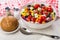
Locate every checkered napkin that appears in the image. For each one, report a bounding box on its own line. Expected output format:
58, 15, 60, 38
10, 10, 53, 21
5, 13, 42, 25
0, 0, 58, 17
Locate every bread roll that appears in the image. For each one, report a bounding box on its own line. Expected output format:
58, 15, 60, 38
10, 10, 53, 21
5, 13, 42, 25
1, 16, 19, 32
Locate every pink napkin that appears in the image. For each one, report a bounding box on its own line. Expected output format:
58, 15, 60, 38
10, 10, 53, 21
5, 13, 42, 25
0, 0, 58, 17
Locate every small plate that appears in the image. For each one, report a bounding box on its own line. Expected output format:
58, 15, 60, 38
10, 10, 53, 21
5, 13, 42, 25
0, 16, 20, 34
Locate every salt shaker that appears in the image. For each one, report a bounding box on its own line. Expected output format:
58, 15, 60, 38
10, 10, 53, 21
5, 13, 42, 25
13, 7, 20, 20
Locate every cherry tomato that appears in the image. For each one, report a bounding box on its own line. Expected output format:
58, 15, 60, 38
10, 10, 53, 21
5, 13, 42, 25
41, 16, 46, 21
26, 18, 30, 22
43, 11, 48, 16
47, 6, 53, 12
42, 6, 45, 9
41, 8, 45, 11
26, 15, 32, 21
38, 19, 43, 24
40, 8, 45, 14
31, 17, 36, 22
28, 15, 32, 19
34, 4, 40, 9
38, 16, 46, 23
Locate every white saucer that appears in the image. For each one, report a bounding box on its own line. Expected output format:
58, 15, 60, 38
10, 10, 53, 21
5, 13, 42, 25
0, 17, 20, 34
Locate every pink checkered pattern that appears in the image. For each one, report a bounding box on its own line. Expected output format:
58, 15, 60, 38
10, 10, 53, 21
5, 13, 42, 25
0, 0, 58, 17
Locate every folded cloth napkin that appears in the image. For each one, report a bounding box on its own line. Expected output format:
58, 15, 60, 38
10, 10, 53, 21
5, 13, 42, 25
39, 36, 56, 40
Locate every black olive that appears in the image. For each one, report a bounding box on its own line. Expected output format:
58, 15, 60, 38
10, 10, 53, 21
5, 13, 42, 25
45, 19, 50, 23
41, 4, 45, 6
45, 20, 49, 23
32, 8, 35, 10
54, 12, 56, 15
27, 5, 31, 7
25, 16, 28, 18
41, 4, 45, 8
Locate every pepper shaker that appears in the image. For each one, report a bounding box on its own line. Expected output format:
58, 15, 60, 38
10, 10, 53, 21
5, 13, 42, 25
13, 7, 20, 20
5, 7, 12, 16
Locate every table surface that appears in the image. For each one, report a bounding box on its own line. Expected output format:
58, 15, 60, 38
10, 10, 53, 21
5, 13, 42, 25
0, 18, 60, 40
0, 0, 60, 40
